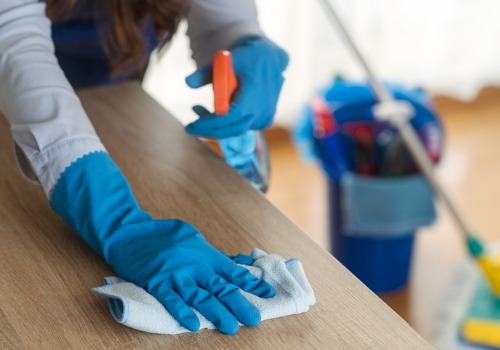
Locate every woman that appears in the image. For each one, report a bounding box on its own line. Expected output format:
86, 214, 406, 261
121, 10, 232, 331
0, 0, 289, 335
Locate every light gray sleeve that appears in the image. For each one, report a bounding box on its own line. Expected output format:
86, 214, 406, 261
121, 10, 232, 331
0, 1, 106, 198
186, 0, 263, 66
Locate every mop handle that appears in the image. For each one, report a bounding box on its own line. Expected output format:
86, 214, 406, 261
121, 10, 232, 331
317, 0, 472, 240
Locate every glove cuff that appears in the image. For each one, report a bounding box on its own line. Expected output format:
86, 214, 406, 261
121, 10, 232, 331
49, 151, 151, 260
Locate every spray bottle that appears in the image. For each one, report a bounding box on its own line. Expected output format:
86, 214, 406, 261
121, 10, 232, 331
213, 51, 270, 193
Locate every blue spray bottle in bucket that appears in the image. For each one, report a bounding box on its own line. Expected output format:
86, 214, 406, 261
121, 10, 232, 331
213, 51, 270, 193
309, 95, 352, 181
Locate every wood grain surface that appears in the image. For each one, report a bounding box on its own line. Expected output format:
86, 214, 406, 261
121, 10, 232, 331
0, 82, 433, 349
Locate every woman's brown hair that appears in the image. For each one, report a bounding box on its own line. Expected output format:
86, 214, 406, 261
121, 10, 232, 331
46, 0, 189, 76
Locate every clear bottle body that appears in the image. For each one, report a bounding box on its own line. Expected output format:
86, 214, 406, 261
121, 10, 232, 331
220, 131, 270, 192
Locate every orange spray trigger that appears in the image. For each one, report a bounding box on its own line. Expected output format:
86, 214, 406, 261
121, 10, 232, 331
213, 51, 238, 115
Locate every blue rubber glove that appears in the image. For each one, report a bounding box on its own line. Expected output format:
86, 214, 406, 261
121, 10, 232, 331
185, 36, 289, 139
49, 152, 275, 334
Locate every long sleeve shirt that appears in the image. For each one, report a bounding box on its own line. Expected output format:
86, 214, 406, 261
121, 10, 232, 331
0, 0, 262, 198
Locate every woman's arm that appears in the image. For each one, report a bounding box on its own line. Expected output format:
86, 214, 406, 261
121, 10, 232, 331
0, 2, 274, 334
0, 0, 105, 197
187, 0, 263, 66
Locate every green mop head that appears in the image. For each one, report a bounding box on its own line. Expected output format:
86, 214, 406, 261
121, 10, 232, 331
460, 277, 500, 349
432, 245, 500, 350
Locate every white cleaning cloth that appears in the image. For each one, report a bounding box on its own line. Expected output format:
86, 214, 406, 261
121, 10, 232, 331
92, 249, 316, 334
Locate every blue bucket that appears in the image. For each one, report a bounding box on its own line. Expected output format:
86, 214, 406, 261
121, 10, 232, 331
294, 78, 441, 293
329, 179, 415, 293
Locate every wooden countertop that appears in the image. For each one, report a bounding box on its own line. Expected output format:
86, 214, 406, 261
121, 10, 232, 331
0, 82, 433, 349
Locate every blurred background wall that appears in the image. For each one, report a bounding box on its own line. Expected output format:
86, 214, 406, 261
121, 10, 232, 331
144, 0, 500, 127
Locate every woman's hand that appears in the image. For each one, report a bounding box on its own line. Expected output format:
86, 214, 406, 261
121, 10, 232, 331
50, 152, 274, 334
185, 36, 289, 139
109, 219, 274, 334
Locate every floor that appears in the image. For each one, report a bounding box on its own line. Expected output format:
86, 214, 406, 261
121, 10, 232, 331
264, 87, 500, 343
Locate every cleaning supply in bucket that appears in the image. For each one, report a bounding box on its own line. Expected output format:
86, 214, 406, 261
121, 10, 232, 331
309, 95, 352, 177
213, 51, 270, 193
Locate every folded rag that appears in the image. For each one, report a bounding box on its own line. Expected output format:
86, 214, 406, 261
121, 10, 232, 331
92, 249, 316, 334
341, 172, 436, 237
